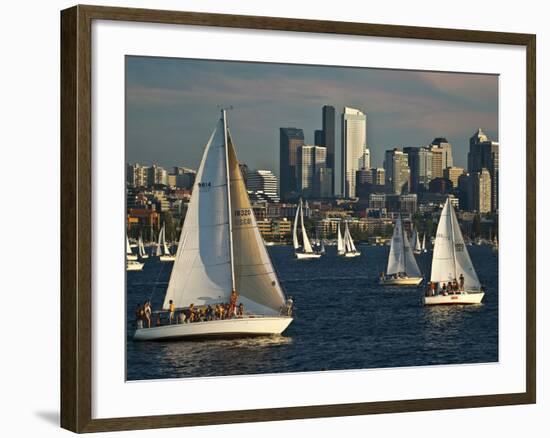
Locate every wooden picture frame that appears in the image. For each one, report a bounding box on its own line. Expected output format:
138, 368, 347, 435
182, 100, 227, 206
60, 4, 536, 433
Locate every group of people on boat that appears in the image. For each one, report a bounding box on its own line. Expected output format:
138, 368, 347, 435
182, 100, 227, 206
379, 272, 409, 281
425, 274, 465, 297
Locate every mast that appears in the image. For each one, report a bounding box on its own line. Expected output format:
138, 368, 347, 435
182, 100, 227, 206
401, 216, 407, 274
447, 199, 458, 280
222, 109, 236, 291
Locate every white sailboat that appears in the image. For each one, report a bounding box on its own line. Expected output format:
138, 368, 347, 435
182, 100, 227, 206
138, 235, 149, 259
379, 216, 423, 286
424, 198, 484, 305
293, 198, 321, 259
126, 234, 138, 261
126, 260, 144, 271
342, 221, 361, 257
336, 221, 345, 256
134, 110, 293, 341
421, 234, 428, 253
157, 223, 176, 262
412, 228, 422, 255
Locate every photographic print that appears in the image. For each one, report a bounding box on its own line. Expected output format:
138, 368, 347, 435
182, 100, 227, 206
125, 56, 499, 381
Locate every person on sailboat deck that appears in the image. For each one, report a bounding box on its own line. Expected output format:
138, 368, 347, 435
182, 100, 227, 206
144, 300, 152, 328
380, 272, 385, 281
459, 274, 465, 290
284, 296, 294, 316
229, 290, 239, 318
168, 299, 175, 324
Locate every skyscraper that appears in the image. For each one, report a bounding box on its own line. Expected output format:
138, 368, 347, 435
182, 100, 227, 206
443, 166, 465, 188
279, 127, 305, 201
430, 137, 454, 168
322, 105, 336, 196
247, 169, 280, 203
404, 146, 432, 193
314, 129, 324, 146
341, 107, 367, 198
468, 128, 499, 212
297, 145, 328, 198
430, 147, 444, 179
468, 168, 492, 213
384, 148, 410, 194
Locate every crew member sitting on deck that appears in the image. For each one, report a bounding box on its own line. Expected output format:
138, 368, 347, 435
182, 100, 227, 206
169, 299, 175, 324
237, 303, 244, 317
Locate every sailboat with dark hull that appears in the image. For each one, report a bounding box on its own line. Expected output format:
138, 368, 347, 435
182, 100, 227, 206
134, 110, 292, 341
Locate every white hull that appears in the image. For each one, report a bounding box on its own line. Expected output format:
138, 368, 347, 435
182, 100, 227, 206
343, 251, 361, 258
160, 254, 176, 262
126, 261, 144, 271
134, 316, 293, 341
140, 254, 149, 259
127, 254, 138, 261
380, 276, 423, 286
295, 251, 322, 259
424, 292, 485, 306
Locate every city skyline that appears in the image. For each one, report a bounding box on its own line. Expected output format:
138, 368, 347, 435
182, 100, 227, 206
127, 56, 498, 193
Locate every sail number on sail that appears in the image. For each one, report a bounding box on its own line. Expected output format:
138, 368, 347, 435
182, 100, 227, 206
235, 208, 252, 225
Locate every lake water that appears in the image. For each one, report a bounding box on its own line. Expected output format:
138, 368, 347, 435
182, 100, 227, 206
126, 244, 498, 380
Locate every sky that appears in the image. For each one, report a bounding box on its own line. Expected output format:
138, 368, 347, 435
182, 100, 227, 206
126, 56, 498, 192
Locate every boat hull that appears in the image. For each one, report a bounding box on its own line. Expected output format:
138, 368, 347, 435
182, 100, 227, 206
127, 254, 138, 261
380, 277, 423, 286
134, 316, 293, 341
295, 252, 321, 259
126, 261, 144, 271
423, 292, 485, 306
159, 255, 176, 262
343, 251, 361, 258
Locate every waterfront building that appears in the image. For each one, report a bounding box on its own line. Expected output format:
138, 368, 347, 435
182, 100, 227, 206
341, 107, 367, 198
280, 127, 305, 200
399, 194, 418, 214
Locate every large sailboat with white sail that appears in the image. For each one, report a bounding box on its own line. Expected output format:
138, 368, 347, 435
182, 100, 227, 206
424, 198, 484, 305
379, 216, 423, 286
134, 110, 293, 341
292, 198, 321, 259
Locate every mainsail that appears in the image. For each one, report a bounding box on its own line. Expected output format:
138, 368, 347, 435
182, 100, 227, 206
138, 236, 146, 257
155, 225, 163, 256
162, 113, 287, 315
293, 199, 314, 254
344, 222, 357, 253
430, 199, 481, 290
292, 203, 300, 250
337, 222, 345, 254
386, 217, 421, 277
299, 199, 314, 253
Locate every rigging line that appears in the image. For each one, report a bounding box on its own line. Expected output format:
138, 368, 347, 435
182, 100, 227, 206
148, 258, 166, 302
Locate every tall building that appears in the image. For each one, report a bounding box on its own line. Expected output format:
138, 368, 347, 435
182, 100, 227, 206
297, 145, 328, 198
431, 137, 454, 168
279, 127, 305, 201
468, 168, 492, 213
341, 107, 367, 198
443, 166, 465, 188
362, 148, 371, 169
247, 169, 280, 203
384, 148, 410, 194
429, 146, 444, 179
314, 129, 324, 146
322, 105, 336, 196
372, 167, 385, 186
468, 128, 499, 212
148, 164, 168, 186
404, 147, 432, 193
127, 163, 149, 188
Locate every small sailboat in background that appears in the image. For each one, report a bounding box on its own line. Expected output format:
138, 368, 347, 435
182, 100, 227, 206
379, 216, 423, 286
293, 198, 321, 260
126, 260, 144, 271
423, 198, 484, 305
337, 221, 345, 256
411, 227, 422, 255
342, 221, 361, 258
157, 223, 176, 262
421, 234, 428, 253
134, 110, 293, 341
138, 235, 149, 259
127, 234, 138, 261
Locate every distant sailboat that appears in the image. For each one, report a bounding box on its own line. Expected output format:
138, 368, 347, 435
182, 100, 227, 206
127, 234, 138, 261
138, 235, 148, 259
342, 221, 360, 258
134, 110, 293, 341
337, 221, 345, 256
157, 223, 176, 262
411, 227, 422, 255
423, 198, 484, 305
421, 234, 428, 253
293, 198, 321, 260
126, 260, 144, 271
379, 216, 423, 286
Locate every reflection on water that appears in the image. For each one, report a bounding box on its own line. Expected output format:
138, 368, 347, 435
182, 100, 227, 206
127, 245, 498, 380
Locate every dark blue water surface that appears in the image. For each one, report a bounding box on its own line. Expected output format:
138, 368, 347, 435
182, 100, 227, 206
126, 245, 498, 380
